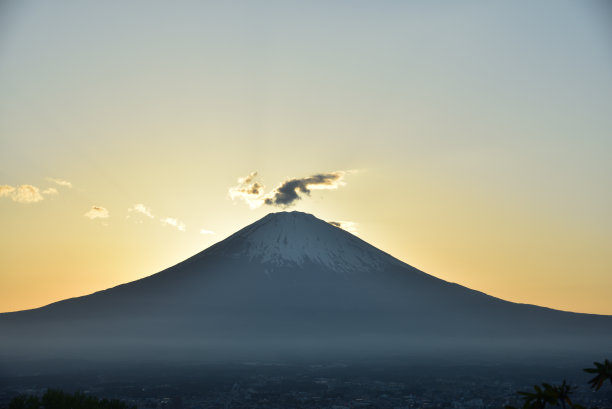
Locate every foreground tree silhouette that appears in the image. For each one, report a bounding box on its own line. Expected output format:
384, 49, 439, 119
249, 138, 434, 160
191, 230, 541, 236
584, 359, 612, 391
505, 359, 611, 409
7, 389, 134, 409
508, 381, 583, 409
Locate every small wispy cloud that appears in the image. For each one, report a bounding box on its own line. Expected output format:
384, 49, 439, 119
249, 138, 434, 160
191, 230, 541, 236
199, 229, 215, 235
0, 185, 16, 197
230, 171, 351, 208
0, 184, 44, 203
161, 217, 186, 232
84, 206, 110, 220
1, 178, 73, 204
47, 177, 72, 188
126, 203, 191, 232
12, 185, 44, 203
128, 203, 154, 219
42, 187, 58, 195
229, 172, 266, 208
329, 220, 358, 235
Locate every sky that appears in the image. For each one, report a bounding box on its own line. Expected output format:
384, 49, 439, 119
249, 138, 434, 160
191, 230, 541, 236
1, 1, 611, 315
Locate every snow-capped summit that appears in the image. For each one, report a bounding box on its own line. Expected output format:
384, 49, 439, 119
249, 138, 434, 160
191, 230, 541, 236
213, 211, 399, 273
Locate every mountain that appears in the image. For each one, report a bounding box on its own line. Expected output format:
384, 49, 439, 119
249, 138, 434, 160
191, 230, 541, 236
1, 211, 611, 368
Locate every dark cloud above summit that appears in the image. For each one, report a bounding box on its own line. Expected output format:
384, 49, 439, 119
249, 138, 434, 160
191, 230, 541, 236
264, 172, 345, 207
229, 171, 351, 208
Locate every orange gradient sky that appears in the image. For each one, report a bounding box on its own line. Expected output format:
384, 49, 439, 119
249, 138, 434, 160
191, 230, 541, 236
1, 1, 611, 314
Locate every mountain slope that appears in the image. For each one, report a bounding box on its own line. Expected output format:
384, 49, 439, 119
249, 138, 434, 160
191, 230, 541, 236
1, 211, 611, 365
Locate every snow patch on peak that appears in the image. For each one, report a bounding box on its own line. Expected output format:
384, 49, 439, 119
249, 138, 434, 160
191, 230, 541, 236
226, 211, 396, 274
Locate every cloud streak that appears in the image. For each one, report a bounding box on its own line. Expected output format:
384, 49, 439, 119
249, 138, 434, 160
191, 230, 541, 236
126, 203, 192, 233
329, 220, 358, 235
128, 203, 154, 218
84, 206, 110, 219
161, 217, 186, 232
230, 171, 350, 208
47, 177, 72, 188
42, 187, 58, 195
0, 184, 44, 203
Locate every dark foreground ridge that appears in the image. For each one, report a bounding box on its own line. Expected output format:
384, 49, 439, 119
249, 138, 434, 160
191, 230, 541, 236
1, 211, 611, 371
